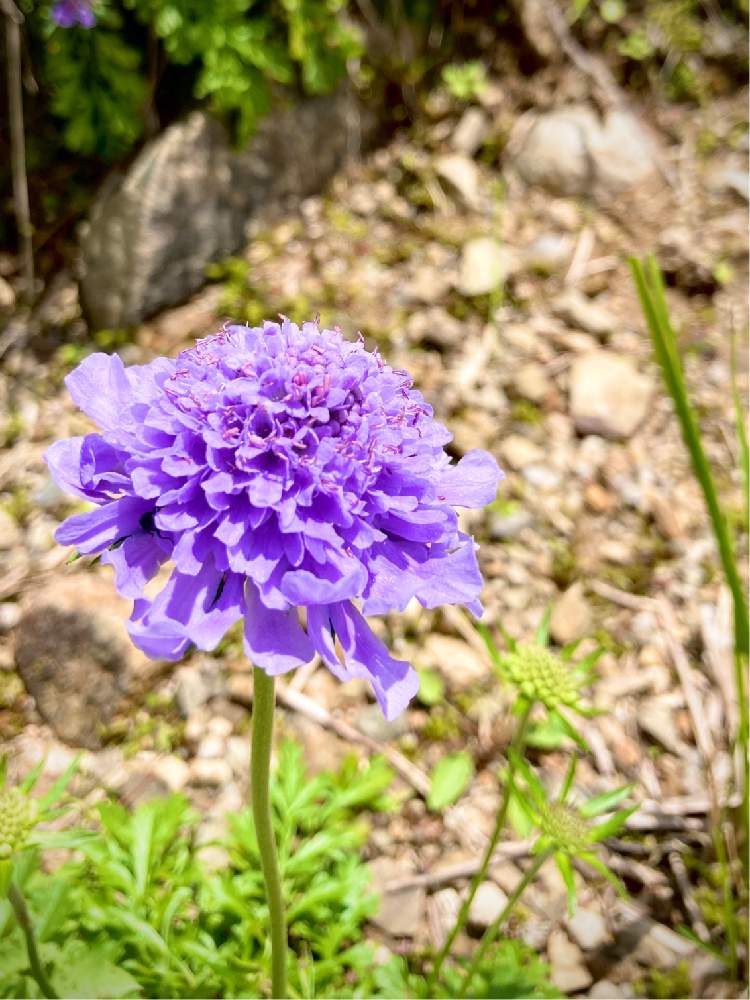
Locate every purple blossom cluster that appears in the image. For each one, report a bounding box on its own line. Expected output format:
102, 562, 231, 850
47, 321, 502, 718
51, 0, 95, 28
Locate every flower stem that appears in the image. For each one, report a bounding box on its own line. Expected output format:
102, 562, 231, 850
251, 666, 287, 999
426, 699, 535, 993
7, 881, 58, 999
457, 847, 553, 999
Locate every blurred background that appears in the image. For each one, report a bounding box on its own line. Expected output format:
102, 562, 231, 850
0, 1, 748, 996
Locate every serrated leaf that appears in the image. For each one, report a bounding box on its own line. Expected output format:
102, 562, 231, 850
427, 752, 474, 811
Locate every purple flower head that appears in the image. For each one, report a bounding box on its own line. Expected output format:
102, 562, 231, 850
46, 321, 503, 719
51, 0, 95, 28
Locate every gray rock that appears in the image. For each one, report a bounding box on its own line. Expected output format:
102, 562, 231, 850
81, 92, 364, 328
406, 307, 464, 349
709, 167, 749, 202
420, 633, 489, 690
175, 664, 213, 718
369, 857, 426, 937
468, 881, 508, 930
566, 907, 610, 951
570, 350, 653, 439
458, 237, 514, 296
0, 277, 15, 310
523, 233, 572, 274
550, 582, 593, 646
553, 289, 615, 337
501, 434, 545, 470
0, 602, 21, 633
512, 105, 598, 196
548, 929, 593, 993
435, 153, 482, 210
523, 464, 562, 490
356, 703, 410, 742
511, 104, 659, 197
14, 573, 155, 748
587, 109, 660, 192
405, 267, 452, 305
150, 755, 190, 792
190, 757, 233, 787
589, 980, 627, 999
488, 509, 533, 541
451, 107, 490, 156
515, 362, 552, 403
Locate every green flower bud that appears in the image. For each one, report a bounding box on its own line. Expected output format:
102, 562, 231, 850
501, 645, 581, 710
539, 802, 590, 854
0, 787, 36, 858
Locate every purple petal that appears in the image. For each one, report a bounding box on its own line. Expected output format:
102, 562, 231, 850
101, 533, 171, 598
55, 496, 152, 554
130, 564, 244, 658
329, 602, 418, 720
243, 583, 314, 675
436, 450, 503, 507
64, 353, 132, 432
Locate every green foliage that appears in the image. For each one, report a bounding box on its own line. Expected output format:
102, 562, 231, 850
45, 8, 147, 158
571, 0, 746, 102
507, 752, 634, 914
0, 744, 396, 998
39, 0, 360, 160
417, 668, 445, 706
377, 940, 561, 998
441, 61, 487, 102
630, 258, 748, 657
427, 751, 474, 811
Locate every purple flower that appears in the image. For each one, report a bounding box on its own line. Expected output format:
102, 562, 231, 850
46, 321, 502, 719
51, 0, 96, 28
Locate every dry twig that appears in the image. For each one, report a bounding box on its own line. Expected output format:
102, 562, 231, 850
275, 682, 431, 796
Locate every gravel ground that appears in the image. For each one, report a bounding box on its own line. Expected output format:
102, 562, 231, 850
0, 57, 747, 998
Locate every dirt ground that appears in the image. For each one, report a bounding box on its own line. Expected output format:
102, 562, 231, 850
0, 34, 748, 998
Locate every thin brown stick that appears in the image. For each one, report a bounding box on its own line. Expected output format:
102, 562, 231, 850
668, 849, 711, 942
384, 840, 534, 893
3, 0, 34, 299
275, 682, 431, 796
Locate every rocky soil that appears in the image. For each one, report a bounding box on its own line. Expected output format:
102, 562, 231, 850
0, 52, 747, 998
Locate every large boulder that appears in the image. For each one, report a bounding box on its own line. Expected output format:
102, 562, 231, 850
14, 571, 159, 748
80, 91, 365, 329
509, 104, 660, 197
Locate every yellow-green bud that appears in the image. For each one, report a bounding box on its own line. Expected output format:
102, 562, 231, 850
0, 787, 36, 858
501, 645, 581, 710
539, 802, 590, 854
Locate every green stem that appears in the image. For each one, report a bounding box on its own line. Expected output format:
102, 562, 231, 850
7, 882, 58, 999
427, 700, 534, 993
251, 667, 288, 999
457, 848, 553, 999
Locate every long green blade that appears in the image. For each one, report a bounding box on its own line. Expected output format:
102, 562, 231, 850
629, 256, 748, 657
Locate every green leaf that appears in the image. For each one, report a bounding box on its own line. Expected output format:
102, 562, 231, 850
37, 754, 81, 810
630, 256, 748, 658
525, 711, 572, 751
589, 806, 639, 841
579, 785, 634, 818
731, 332, 749, 531
427, 752, 474, 811
554, 851, 577, 915
534, 608, 552, 647
417, 669, 445, 706
52, 950, 141, 999
131, 803, 156, 896
579, 851, 629, 898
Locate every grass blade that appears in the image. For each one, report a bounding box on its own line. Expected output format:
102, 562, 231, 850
629, 256, 748, 656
